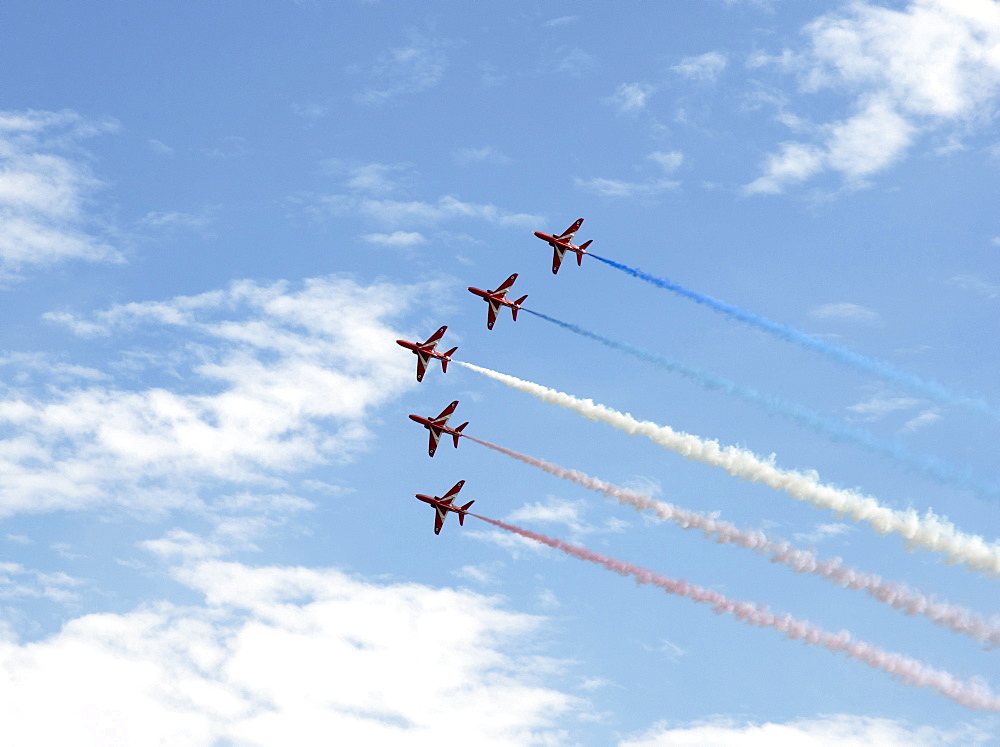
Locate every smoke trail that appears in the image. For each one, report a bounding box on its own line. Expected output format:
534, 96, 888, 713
522, 307, 997, 498
466, 434, 1000, 646
458, 361, 1000, 576
476, 514, 1000, 712
587, 253, 997, 420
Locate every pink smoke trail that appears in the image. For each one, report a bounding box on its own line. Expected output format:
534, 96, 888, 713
465, 435, 1000, 647
476, 514, 1000, 712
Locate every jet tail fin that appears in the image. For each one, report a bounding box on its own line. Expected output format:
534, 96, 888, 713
511, 295, 528, 320
440, 347, 458, 372
577, 239, 592, 264
453, 422, 469, 448
458, 500, 475, 525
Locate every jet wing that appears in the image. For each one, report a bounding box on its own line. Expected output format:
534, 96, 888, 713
415, 352, 429, 382
428, 428, 442, 457
486, 298, 499, 329
434, 506, 446, 534
431, 401, 459, 425
421, 325, 448, 349
442, 480, 465, 500
552, 246, 566, 274
556, 218, 584, 241
493, 273, 518, 296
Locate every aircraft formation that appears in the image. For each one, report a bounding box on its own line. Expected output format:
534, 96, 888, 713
396, 218, 590, 533
392, 218, 1000, 712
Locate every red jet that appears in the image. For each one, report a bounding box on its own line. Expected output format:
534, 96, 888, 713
408, 400, 469, 457
534, 218, 592, 274
415, 480, 475, 535
467, 273, 528, 330
396, 325, 457, 382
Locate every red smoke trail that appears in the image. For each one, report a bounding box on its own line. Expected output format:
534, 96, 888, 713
475, 514, 1000, 712
464, 435, 1000, 647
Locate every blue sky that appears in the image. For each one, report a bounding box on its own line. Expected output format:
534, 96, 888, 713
1, 0, 999, 743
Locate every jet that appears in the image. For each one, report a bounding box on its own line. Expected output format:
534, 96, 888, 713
408, 400, 469, 457
396, 325, 457, 382
467, 273, 528, 330
415, 480, 475, 535
533, 218, 592, 274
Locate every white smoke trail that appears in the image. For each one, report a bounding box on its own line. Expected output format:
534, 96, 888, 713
478, 515, 1000, 712
466, 435, 1000, 646
458, 361, 1000, 577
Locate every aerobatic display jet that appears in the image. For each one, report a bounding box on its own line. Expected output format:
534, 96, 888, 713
408, 400, 469, 457
534, 218, 592, 274
415, 480, 475, 535
467, 273, 528, 330
395, 325, 457, 382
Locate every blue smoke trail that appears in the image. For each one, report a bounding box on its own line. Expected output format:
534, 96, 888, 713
587, 252, 998, 420
522, 307, 999, 499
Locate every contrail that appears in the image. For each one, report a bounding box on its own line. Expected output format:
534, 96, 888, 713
476, 514, 1000, 712
522, 307, 997, 498
588, 253, 997, 420
465, 434, 1000, 646
458, 361, 1000, 576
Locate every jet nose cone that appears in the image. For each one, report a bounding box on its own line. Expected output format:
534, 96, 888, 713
533, 232, 545, 239
408, 414, 421, 423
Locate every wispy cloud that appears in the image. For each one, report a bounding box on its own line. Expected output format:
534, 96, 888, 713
949, 274, 1000, 299
453, 146, 511, 166
671, 51, 728, 82
606, 82, 656, 114
847, 396, 921, 421
0, 109, 121, 277
362, 230, 427, 248
622, 715, 989, 747
809, 302, 881, 323
4, 275, 427, 519
793, 522, 853, 544
319, 194, 542, 230
357, 33, 448, 104
575, 152, 682, 197
899, 408, 942, 434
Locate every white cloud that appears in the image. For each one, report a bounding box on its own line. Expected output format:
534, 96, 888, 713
899, 408, 942, 434
0, 562, 84, 604
949, 274, 1000, 299
346, 162, 410, 194
3, 275, 424, 518
808, 302, 881, 323
575, 176, 679, 198
453, 146, 511, 166
0, 109, 120, 276
147, 138, 174, 155
748, 0, 1000, 192
362, 230, 427, 247
138, 208, 216, 231
793, 522, 854, 544
648, 151, 684, 173
548, 47, 598, 77
358, 35, 447, 104
0, 556, 580, 745
575, 151, 684, 198
606, 82, 656, 113
847, 396, 921, 421
622, 715, 990, 746
506, 499, 628, 540
320, 194, 542, 230
202, 135, 249, 159
671, 51, 728, 81
542, 16, 578, 28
